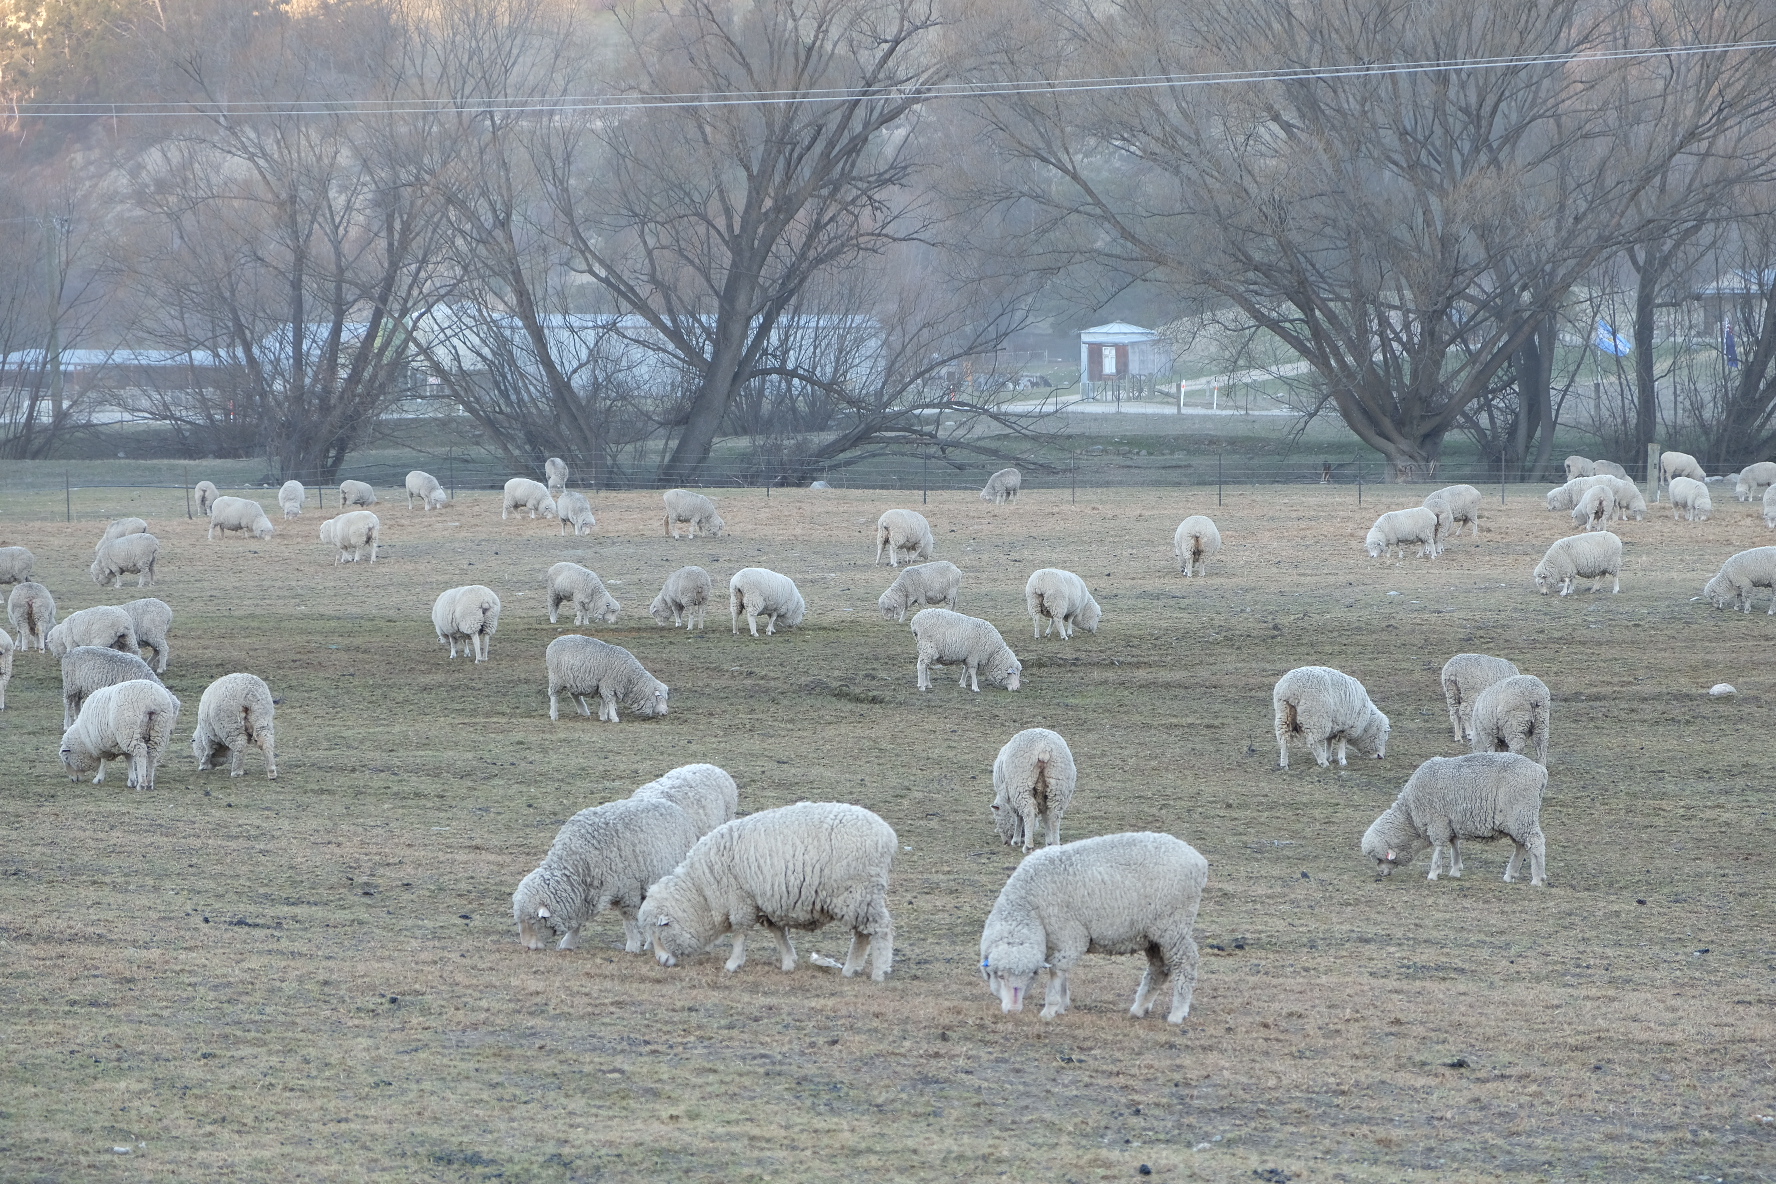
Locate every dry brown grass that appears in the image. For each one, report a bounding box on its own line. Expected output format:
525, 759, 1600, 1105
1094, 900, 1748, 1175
1, 484, 1773, 1183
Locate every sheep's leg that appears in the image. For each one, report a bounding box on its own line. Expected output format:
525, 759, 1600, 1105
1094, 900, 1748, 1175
841, 930, 871, 977
1032, 614, 1042, 640
916, 655, 931, 691
228, 738, 248, 777
1503, 842, 1523, 882
1164, 934, 1199, 1023
1335, 737, 1349, 767
967, 661, 981, 693
1043, 809, 1060, 849
575, 694, 593, 718
601, 691, 620, 723
1610, 573, 1620, 593
1446, 693, 1465, 743
1040, 965, 1071, 1019
558, 928, 580, 951
1526, 828, 1547, 886
620, 915, 644, 954
1307, 737, 1330, 768
1275, 712, 1290, 769
1131, 946, 1169, 1018
1426, 842, 1446, 880
1019, 807, 1040, 852
1447, 839, 1464, 879
260, 735, 277, 780
764, 612, 777, 635
724, 929, 749, 973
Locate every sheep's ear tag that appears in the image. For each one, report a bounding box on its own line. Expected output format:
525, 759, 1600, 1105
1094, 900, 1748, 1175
535, 906, 549, 919
1385, 850, 1395, 861
656, 918, 669, 927
1041, 962, 1051, 970
981, 958, 989, 969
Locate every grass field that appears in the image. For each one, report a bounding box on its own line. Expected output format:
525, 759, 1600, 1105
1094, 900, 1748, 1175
1, 483, 1772, 1183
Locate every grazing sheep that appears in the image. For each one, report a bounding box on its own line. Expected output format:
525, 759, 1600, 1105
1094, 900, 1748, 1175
1421, 495, 1456, 555
96, 518, 149, 550
339, 479, 378, 508
1733, 461, 1776, 503
1591, 460, 1628, 479
1701, 546, 1776, 614
206, 497, 274, 541
1363, 753, 1547, 886
193, 481, 219, 516
0, 545, 33, 585
502, 477, 557, 520
7, 581, 55, 651
544, 456, 568, 500
514, 798, 701, 953
1767, 485, 1776, 529
432, 585, 501, 662
1440, 654, 1521, 743
1669, 476, 1712, 521
911, 607, 1022, 693
1024, 568, 1102, 639
190, 672, 277, 779
1533, 532, 1622, 596
650, 565, 714, 630
556, 491, 596, 537
729, 568, 805, 637
1469, 674, 1551, 765
0, 626, 9, 708
1364, 507, 1439, 561
546, 562, 620, 626
875, 508, 935, 567
121, 597, 172, 673
1172, 515, 1222, 575
877, 560, 962, 622
61, 646, 162, 729
1572, 484, 1615, 532
277, 480, 305, 520
1563, 455, 1595, 480
1425, 485, 1482, 537
1660, 450, 1706, 490
88, 533, 161, 589
639, 801, 897, 982
663, 489, 724, 538
631, 764, 739, 836
1593, 475, 1646, 521
58, 679, 182, 791
980, 467, 1022, 504
404, 470, 446, 511
545, 634, 668, 722
319, 510, 380, 564
979, 832, 1206, 1025
48, 605, 137, 657
1273, 665, 1389, 769
991, 728, 1077, 852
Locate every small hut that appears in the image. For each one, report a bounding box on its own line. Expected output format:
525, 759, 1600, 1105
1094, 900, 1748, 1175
1078, 322, 1169, 401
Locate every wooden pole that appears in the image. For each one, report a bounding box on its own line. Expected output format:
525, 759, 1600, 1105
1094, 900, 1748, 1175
64, 469, 71, 522
1217, 452, 1223, 506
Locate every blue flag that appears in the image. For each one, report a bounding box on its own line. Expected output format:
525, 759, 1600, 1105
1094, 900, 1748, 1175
1595, 319, 1632, 357
1724, 321, 1739, 368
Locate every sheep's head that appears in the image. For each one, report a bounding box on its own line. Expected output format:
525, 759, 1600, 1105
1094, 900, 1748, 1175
704, 512, 725, 537
597, 597, 621, 625
427, 489, 448, 509
1361, 820, 1420, 877
513, 873, 567, 950
640, 888, 699, 966
58, 739, 97, 782
649, 597, 677, 626
87, 558, 104, 584
1356, 709, 1389, 759
877, 589, 904, 621
252, 518, 275, 540
980, 940, 1046, 1012
1363, 528, 1385, 559
1532, 561, 1554, 594
1702, 573, 1733, 609
631, 681, 669, 718
1077, 597, 1103, 634
539, 496, 559, 519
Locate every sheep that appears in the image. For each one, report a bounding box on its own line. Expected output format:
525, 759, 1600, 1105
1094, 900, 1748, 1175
339, 479, 378, 508
545, 634, 668, 722
48, 605, 137, 657
121, 597, 172, 673
1701, 546, 1776, 614
276, 480, 305, 520
877, 560, 962, 622
1660, 450, 1706, 490
546, 562, 619, 626
404, 470, 446, 511
88, 533, 161, 589
514, 797, 702, 953
1172, 515, 1222, 575
193, 480, 218, 516
1591, 460, 1628, 479
1426, 484, 1481, 537
1024, 568, 1102, 640
319, 510, 380, 564
502, 477, 557, 520
1765, 484, 1776, 529
1533, 532, 1622, 596
991, 728, 1076, 852
1563, 455, 1595, 480
1364, 507, 1439, 561
729, 568, 805, 637
875, 508, 935, 567
0, 545, 33, 585
1362, 753, 1548, 886
432, 585, 501, 662
911, 607, 1022, 692
663, 488, 724, 538
557, 490, 597, 536
631, 764, 739, 835
1469, 674, 1551, 765
1421, 494, 1456, 555
1669, 476, 1712, 521
980, 467, 1022, 504
62, 646, 162, 729
1439, 653, 1521, 743
0, 626, 9, 708
1595, 475, 1646, 521
1273, 665, 1389, 769
1572, 484, 1615, 532
1544, 476, 1612, 513
206, 496, 274, 541
190, 672, 277, 779
979, 831, 1206, 1024
58, 678, 182, 791
96, 518, 149, 551
650, 565, 714, 630
639, 801, 897, 982
544, 456, 568, 501
1733, 461, 1776, 503
7, 581, 55, 651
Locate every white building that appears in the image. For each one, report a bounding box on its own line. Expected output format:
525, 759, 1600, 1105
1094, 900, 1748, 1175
1078, 322, 1171, 401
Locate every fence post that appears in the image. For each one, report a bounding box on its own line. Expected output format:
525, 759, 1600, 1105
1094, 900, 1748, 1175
184, 469, 192, 519
1070, 451, 1076, 505
1646, 441, 1661, 501
449, 458, 455, 503
1217, 451, 1222, 507
1357, 471, 1362, 507
64, 469, 71, 522
922, 446, 929, 506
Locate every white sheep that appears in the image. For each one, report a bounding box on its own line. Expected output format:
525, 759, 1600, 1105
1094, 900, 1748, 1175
1669, 476, 1712, 521
90, 534, 160, 587
1364, 507, 1439, 561
0, 626, 10, 710
556, 491, 597, 536
0, 545, 34, 584
96, 518, 149, 550
502, 477, 557, 520
1362, 753, 1547, 886
339, 479, 378, 508
546, 562, 620, 626
639, 801, 897, 982
1172, 515, 1222, 575
514, 798, 701, 953
1572, 484, 1615, 532
663, 488, 724, 538
1660, 450, 1706, 490
991, 728, 1076, 852
877, 560, 962, 622
1273, 665, 1389, 769
1533, 532, 1622, 596
1591, 460, 1628, 479
1424, 485, 1482, 539
1767, 485, 1776, 529
7, 581, 55, 651
630, 764, 739, 836
278, 481, 306, 519
544, 456, 569, 499
193, 480, 218, 516
48, 605, 137, 657
191, 672, 278, 779
61, 646, 162, 729
1544, 475, 1614, 513
58, 678, 182, 791
980, 467, 1022, 504
875, 508, 935, 567
319, 510, 380, 564
1701, 546, 1776, 614
729, 568, 805, 637
121, 597, 172, 673
1439, 653, 1520, 743
1024, 568, 1102, 639
1421, 495, 1456, 555
545, 634, 668, 722
1734, 461, 1776, 503
1595, 475, 1646, 521
404, 470, 446, 511
432, 585, 501, 661
1469, 674, 1551, 765
650, 565, 714, 630
910, 607, 1022, 692
206, 497, 274, 541
979, 832, 1206, 1025
1563, 455, 1595, 480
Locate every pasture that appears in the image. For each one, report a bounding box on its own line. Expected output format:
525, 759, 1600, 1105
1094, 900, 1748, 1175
1, 482, 1772, 1183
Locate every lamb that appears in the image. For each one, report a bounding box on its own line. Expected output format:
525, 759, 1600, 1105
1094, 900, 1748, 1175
875, 508, 935, 567
338, 479, 378, 508
639, 801, 897, 982
7, 581, 55, 651
1661, 450, 1706, 489
1563, 455, 1595, 480
1572, 484, 1615, 532
1439, 653, 1521, 743
121, 597, 172, 673
911, 607, 1022, 692
514, 797, 702, 953
206, 496, 274, 541
0, 627, 9, 709
1701, 546, 1776, 614
404, 470, 446, 511
1765, 484, 1776, 529
190, 672, 277, 779
1364, 506, 1440, 561
432, 585, 501, 662
544, 456, 569, 501
991, 728, 1077, 852
980, 467, 1022, 504
0, 545, 33, 584
1468, 674, 1551, 765
318, 510, 380, 563
650, 565, 714, 630
274, 480, 304, 520
546, 562, 620, 626
1273, 665, 1390, 769
47, 605, 137, 657
1024, 568, 1102, 639
1669, 476, 1712, 521
1533, 532, 1622, 595
1172, 515, 1222, 575
663, 488, 724, 538
1733, 461, 1776, 503
58, 678, 182, 791
89, 533, 160, 589
1362, 753, 1548, 886
877, 560, 962, 622
556, 490, 597, 537
193, 480, 219, 516
1591, 460, 1628, 479
1425, 483, 1482, 538
729, 567, 806, 637
502, 477, 557, 520
62, 646, 162, 729
95, 518, 149, 550
630, 764, 739, 836
545, 634, 668, 722
979, 831, 1206, 1025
